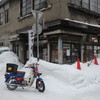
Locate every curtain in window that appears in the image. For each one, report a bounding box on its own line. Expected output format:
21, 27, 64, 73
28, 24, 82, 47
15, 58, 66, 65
82, 0, 89, 9
71, 0, 81, 6
71, 0, 100, 14
34, 0, 48, 10
21, 0, 32, 16
98, 0, 100, 13
90, 0, 98, 13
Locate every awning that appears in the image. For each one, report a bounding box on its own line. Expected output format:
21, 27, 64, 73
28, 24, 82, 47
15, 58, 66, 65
44, 19, 100, 35
64, 18, 100, 28
63, 18, 100, 34
9, 34, 19, 41
16, 27, 32, 34
44, 29, 86, 36
0, 34, 19, 42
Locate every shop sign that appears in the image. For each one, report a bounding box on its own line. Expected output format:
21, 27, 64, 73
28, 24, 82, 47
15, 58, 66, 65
28, 30, 35, 58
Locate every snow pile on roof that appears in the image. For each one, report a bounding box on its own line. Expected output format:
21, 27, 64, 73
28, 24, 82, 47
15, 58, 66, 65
0, 51, 23, 74
64, 18, 100, 28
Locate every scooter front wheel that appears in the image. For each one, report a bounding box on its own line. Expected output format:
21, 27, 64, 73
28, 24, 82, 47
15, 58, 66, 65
36, 80, 45, 92
6, 78, 18, 90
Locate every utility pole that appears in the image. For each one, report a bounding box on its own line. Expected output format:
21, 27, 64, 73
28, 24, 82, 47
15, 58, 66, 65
32, 10, 43, 62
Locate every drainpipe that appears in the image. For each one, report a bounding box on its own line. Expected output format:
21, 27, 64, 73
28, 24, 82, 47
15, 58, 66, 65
47, 42, 50, 62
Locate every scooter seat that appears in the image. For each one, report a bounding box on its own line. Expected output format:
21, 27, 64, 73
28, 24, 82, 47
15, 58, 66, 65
16, 71, 25, 75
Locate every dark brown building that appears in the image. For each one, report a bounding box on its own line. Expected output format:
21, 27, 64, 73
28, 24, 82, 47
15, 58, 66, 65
0, 0, 100, 64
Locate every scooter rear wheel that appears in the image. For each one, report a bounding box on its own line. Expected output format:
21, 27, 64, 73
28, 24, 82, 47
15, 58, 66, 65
6, 78, 18, 90
36, 80, 45, 92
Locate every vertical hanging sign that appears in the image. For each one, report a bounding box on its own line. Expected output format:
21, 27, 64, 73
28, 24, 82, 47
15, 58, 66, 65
28, 30, 35, 59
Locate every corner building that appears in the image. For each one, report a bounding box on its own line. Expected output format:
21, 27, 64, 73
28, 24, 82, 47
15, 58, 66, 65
0, 0, 100, 64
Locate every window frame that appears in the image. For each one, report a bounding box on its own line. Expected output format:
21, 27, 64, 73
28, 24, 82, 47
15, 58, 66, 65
0, 12, 3, 26
82, 0, 89, 9
71, 0, 100, 14
20, 0, 48, 16
5, 9, 9, 23
33, 0, 48, 10
20, 0, 32, 16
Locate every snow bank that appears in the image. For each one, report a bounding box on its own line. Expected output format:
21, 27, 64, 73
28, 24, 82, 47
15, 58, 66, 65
0, 51, 23, 74
0, 55, 100, 100
26, 57, 100, 89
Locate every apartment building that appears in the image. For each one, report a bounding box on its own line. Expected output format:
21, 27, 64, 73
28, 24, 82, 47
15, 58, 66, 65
0, 0, 100, 64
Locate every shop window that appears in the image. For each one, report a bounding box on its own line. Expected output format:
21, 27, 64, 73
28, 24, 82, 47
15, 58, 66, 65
83, 45, 100, 62
84, 45, 100, 61
63, 44, 71, 63
50, 42, 58, 63
98, 47, 100, 58
86, 45, 94, 61
71, 44, 81, 63
63, 43, 81, 64
39, 44, 47, 60
33, 43, 47, 61
94, 46, 100, 58
43, 48, 48, 61
82, 45, 87, 62
89, 35, 98, 43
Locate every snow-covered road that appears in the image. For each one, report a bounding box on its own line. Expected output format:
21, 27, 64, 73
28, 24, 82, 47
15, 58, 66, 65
0, 52, 100, 100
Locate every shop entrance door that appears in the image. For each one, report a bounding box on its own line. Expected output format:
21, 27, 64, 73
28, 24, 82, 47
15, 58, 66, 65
71, 44, 81, 63
63, 43, 81, 64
